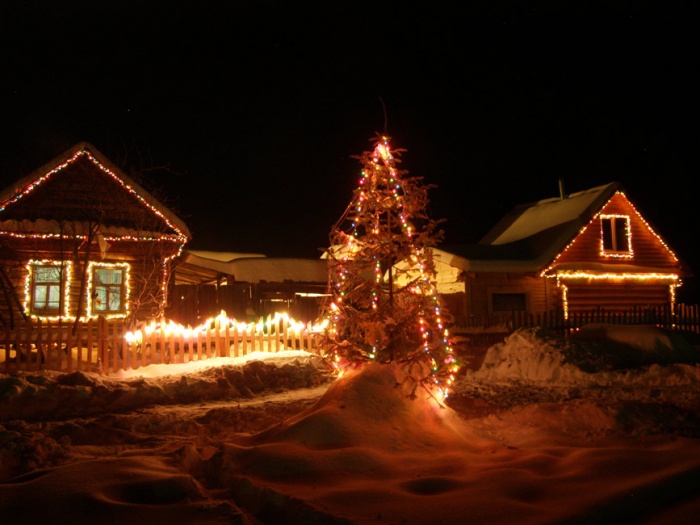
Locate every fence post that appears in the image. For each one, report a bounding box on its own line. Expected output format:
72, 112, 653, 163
23, 318, 34, 372
97, 316, 107, 375
36, 318, 46, 370
222, 319, 231, 358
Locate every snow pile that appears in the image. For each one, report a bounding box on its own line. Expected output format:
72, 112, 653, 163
2, 327, 700, 524
468, 324, 700, 387
240, 361, 473, 451
468, 327, 587, 383
0, 351, 332, 422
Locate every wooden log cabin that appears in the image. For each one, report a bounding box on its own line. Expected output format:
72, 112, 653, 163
427, 182, 692, 322
0, 142, 191, 328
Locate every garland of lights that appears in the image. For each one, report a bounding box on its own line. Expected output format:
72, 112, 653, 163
21, 254, 181, 320
124, 310, 322, 345
23, 260, 73, 319
323, 135, 458, 400
0, 148, 189, 243
542, 191, 680, 276
86, 261, 132, 319
541, 191, 682, 318
160, 250, 184, 310
599, 214, 633, 258
7, 147, 189, 320
0, 231, 185, 243
23, 260, 134, 320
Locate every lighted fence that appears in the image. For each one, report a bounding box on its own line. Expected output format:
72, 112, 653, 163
0, 312, 326, 375
3, 304, 698, 375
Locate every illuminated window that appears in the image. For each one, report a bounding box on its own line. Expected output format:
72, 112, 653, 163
601, 215, 630, 254
91, 266, 126, 314
29, 263, 66, 316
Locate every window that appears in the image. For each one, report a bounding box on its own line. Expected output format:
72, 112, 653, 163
28, 262, 69, 316
492, 293, 527, 313
89, 264, 128, 316
601, 215, 631, 255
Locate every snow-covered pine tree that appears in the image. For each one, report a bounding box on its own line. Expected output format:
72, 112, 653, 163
321, 134, 459, 399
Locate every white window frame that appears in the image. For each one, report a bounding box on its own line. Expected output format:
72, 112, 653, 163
87, 262, 130, 318
25, 260, 72, 318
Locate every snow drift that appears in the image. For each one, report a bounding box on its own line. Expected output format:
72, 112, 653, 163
2, 325, 700, 524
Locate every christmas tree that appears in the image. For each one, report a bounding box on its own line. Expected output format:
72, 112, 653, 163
321, 134, 459, 400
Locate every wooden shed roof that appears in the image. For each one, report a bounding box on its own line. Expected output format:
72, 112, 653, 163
0, 142, 191, 241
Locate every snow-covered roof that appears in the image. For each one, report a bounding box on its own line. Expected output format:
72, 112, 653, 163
229, 257, 328, 283
482, 182, 619, 246
176, 250, 327, 284
187, 250, 267, 264
442, 182, 622, 273
0, 142, 192, 241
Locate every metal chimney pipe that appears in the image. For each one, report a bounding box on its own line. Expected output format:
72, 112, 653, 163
558, 179, 567, 200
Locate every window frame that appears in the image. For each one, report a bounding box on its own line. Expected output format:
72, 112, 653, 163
87, 262, 130, 318
600, 214, 632, 257
26, 260, 72, 318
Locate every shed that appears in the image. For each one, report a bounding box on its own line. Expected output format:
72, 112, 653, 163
169, 250, 328, 325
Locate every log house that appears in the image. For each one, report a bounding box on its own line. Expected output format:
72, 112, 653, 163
434, 182, 692, 322
0, 142, 191, 328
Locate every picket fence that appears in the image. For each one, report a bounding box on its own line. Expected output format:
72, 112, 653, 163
453, 303, 700, 335
2, 304, 698, 375
0, 314, 323, 375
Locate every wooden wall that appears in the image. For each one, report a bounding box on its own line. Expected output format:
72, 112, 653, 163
563, 282, 672, 313
464, 272, 551, 319
0, 236, 180, 326
554, 192, 681, 271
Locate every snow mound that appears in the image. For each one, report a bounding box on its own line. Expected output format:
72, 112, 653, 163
469, 325, 700, 387
213, 363, 484, 484
470, 327, 586, 384
0, 354, 332, 422
243, 362, 475, 451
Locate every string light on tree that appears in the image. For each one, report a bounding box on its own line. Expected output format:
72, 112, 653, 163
321, 134, 459, 400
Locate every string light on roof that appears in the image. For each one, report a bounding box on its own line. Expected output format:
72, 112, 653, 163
542, 191, 681, 277
0, 148, 189, 245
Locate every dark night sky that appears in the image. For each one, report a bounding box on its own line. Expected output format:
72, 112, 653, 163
1, 1, 697, 301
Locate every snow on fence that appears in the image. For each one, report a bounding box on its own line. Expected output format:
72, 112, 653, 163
0, 312, 326, 375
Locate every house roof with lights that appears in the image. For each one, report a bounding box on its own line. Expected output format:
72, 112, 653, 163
0, 142, 191, 242
442, 181, 691, 277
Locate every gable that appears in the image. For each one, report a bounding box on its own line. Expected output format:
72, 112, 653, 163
542, 191, 684, 276
440, 182, 688, 284
0, 143, 190, 241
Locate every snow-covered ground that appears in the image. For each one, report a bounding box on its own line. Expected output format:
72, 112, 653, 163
1, 325, 699, 524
